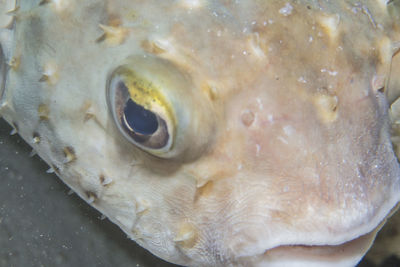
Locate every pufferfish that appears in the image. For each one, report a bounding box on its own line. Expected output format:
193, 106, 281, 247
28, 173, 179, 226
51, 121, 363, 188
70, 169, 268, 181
0, 0, 400, 266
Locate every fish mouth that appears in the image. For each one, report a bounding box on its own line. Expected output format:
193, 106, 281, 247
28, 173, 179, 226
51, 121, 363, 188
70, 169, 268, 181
236, 210, 398, 267
254, 229, 379, 267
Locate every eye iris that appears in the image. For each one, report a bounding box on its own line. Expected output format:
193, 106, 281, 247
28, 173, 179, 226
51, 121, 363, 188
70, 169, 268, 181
123, 98, 159, 135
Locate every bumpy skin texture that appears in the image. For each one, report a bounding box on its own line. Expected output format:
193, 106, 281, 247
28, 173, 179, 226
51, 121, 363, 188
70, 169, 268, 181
1, 0, 400, 266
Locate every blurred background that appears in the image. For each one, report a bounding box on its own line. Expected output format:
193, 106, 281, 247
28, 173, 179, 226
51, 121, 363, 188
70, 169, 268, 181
0, 119, 398, 267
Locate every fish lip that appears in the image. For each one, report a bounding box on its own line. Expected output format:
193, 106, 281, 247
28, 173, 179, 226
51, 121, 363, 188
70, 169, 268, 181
234, 222, 385, 266
225, 200, 400, 263
233, 204, 400, 267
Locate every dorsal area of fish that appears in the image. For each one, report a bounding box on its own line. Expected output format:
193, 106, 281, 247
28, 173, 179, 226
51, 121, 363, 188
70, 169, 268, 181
1, 0, 400, 266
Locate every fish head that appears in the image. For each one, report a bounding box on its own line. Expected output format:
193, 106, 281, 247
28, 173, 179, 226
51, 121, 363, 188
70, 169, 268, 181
1, 0, 400, 266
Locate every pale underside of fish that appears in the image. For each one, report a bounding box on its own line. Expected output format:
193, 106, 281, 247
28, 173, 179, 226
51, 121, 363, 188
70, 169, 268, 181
0, 0, 400, 266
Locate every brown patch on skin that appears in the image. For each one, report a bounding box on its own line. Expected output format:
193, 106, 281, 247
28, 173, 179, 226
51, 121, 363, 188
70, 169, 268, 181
95, 34, 106, 43
83, 113, 94, 122
81, 101, 94, 122
135, 200, 149, 215
96, 24, 129, 46
38, 104, 50, 121
80, 101, 106, 129
85, 191, 98, 203
32, 132, 41, 144
38, 74, 49, 82
99, 174, 113, 186
312, 93, 338, 123
372, 74, 386, 93
107, 15, 123, 27
141, 40, 167, 55
174, 222, 198, 249
201, 82, 219, 101
269, 209, 294, 225
191, 167, 236, 188
8, 55, 20, 71
39, 0, 51, 5
131, 228, 145, 241
194, 180, 214, 202
50, 163, 60, 175
99, 174, 105, 184
241, 110, 255, 127
63, 146, 76, 163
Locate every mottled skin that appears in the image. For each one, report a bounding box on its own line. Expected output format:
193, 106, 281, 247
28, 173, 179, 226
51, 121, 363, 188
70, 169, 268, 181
1, 0, 400, 266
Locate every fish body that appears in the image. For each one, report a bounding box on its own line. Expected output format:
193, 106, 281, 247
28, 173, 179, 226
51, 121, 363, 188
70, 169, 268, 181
1, 0, 400, 266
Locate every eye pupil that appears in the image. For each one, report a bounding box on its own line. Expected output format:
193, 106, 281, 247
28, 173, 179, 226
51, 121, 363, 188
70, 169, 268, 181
123, 98, 159, 135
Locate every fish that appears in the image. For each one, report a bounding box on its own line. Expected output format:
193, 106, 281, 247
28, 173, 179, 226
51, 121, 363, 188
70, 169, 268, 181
0, 0, 400, 266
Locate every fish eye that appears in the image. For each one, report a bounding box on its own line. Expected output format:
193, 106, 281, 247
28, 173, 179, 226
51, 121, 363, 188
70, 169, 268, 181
107, 65, 175, 155
107, 55, 215, 160
119, 83, 171, 149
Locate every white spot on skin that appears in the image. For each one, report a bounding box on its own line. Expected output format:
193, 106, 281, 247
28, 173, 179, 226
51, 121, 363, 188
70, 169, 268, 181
318, 14, 340, 39
237, 164, 243, 170
283, 185, 289, 193
320, 68, 338, 76
298, 76, 307, 83
283, 125, 295, 136
49, 0, 74, 13
152, 38, 173, 53
256, 98, 263, 110
329, 70, 338, 76
277, 136, 288, 144
255, 144, 261, 157
267, 114, 274, 123
307, 205, 315, 213
248, 33, 265, 59
279, 3, 293, 16
180, 0, 205, 9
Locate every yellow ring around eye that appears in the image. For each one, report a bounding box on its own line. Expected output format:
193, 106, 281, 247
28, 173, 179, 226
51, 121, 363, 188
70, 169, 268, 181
107, 54, 215, 160
116, 68, 177, 132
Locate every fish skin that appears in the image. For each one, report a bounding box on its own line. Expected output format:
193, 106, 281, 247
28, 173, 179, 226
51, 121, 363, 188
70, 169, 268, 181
1, 0, 400, 266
